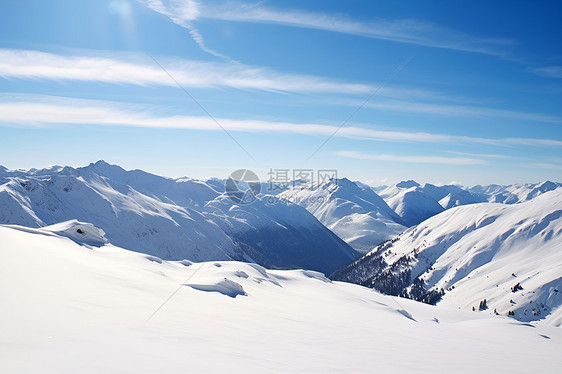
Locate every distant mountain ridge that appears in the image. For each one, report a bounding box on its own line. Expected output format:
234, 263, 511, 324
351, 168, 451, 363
376, 179, 561, 226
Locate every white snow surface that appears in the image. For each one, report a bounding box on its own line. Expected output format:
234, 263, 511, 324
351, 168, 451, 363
1, 223, 561, 373
280, 178, 406, 253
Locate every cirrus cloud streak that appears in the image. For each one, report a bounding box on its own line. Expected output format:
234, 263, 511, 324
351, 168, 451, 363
141, 0, 515, 57
0, 95, 560, 149
336, 150, 486, 165
0, 49, 372, 95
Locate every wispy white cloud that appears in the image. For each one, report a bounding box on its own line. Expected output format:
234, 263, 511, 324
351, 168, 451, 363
523, 162, 562, 171
532, 66, 562, 79
445, 151, 511, 159
359, 99, 562, 124
145, 0, 515, 57
336, 150, 486, 165
144, 0, 199, 22
3, 49, 561, 125
502, 137, 562, 147
140, 0, 232, 60
185, 25, 233, 61
0, 49, 166, 86
308, 95, 562, 125
0, 95, 560, 148
0, 49, 372, 94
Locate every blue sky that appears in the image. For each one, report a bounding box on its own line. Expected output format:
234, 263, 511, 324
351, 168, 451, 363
0, 0, 561, 185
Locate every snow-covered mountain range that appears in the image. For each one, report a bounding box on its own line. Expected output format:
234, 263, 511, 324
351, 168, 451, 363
276, 177, 561, 254
275, 177, 560, 254
332, 189, 562, 325
1, 222, 560, 373
376, 179, 560, 226
470, 180, 562, 204
2, 161, 560, 324
0, 161, 358, 274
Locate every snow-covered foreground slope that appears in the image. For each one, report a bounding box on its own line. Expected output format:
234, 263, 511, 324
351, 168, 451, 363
280, 179, 406, 253
0, 161, 357, 274
1, 224, 561, 373
332, 189, 562, 325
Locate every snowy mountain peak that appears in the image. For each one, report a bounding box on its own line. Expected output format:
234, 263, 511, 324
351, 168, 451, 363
280, 177, 406, 253
526, 181, 560, 200
331, 177, 354, 187
379, 183, 444, 227
86, 159, 114, 170
538, 180, 557, 188
396, 180, 420, 188
78, 159, 129, 178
